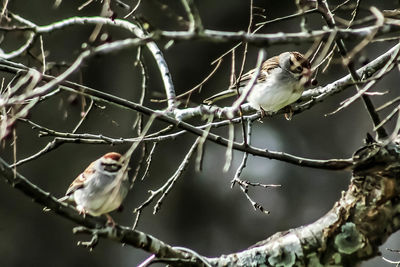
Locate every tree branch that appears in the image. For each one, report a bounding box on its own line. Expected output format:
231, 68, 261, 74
316, 0, 388, 139
0, 156, 203, 266
208, 142, 400, 266
7, 14, 177, 109
0, 60, 359, 171
4, 15, 400, 56
3, 134, 400, 266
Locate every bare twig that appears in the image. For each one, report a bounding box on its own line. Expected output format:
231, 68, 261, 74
5, 15, 400, 57
0, 0, 9, 21
328, 43, 400, 115
139, 142, 157, 181
78, 0, 94, 10
72, 99, 94, 133
343, 7, 384, 66
227, 49, 266, 118
123, 0, 141, 18
223, 123, 235, 172
0, 156, 199, 263
39, 35, 46, 74
255, 8, 320, 27
7, 39, 397, 171
230, 120, 280, 214
5, 14, 177, 110
317, 0, 388, 139
152, 58, 222, 103
9, 48, 400, 169
134, 137, 201, 216
180, 0, 203, 32
332, 0, 351, 12
232, 120, 253, 183
195, 115, 214, 172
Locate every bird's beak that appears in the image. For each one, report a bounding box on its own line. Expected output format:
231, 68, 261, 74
301, 68, 316, 87
302, 67, 312, 78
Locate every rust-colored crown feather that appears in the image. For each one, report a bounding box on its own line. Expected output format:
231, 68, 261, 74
102, 152, 122, 161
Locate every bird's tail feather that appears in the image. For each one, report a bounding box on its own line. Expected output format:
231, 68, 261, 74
58, 195, 70, 202
203, 89, 238, 105
43, 195, 70, 212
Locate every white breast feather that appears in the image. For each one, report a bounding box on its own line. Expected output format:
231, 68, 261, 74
246, 68, 303, 112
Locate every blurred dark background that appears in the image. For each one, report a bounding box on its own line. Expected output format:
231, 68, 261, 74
1, 0, 400, 266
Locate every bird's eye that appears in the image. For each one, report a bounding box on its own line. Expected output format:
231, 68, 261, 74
296, 66, 303, 72
103, 163, 121, 172
110, 164, 119, 170
289, 60, 294, 66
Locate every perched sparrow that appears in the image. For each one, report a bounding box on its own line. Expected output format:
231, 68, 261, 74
204, 52, 314, 113
60, 152, 129, 225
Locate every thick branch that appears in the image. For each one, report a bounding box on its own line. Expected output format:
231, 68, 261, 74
4, 140, 400, 266
20, 81, 356, 169
0, 156, 201, 266
4, 16, 400, 53
208, 142, 400, 266
3, 39, 399, 169
0, 60, 365, 171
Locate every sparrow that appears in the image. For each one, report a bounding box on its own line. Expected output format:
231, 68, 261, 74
204, 51, 314, 114
59, 152, 130, 225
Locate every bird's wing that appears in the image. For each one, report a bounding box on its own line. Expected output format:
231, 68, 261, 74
65, 161, 96, 196
203, 89, 238, 104
234, 55, 280, 87
203, 56, 280, 105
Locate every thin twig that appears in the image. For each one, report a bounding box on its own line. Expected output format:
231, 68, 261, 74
223, 123, 235, 172
255, 8, 319, 26
227, 49, 266, 118
328, 43, 400, 115
230, 120, 280, 214
1, 55, 370, 170
123, 0, 141, 18
72, 99, 94, 134
332, 0, 352, 12
139, 142, 157, 181
133, 137, 201, 217
195, 115, 214, 172
6, 14, 177, 110
180, 0, 203, 32
153, 137, 201, 213
231, 120, 253, 184
151, 58, 222, 103
383, 109, 400, 146
376, 97, 400, 112
343, 7, 384, 66
39, 35, 46, 74
317, 0, 388, 139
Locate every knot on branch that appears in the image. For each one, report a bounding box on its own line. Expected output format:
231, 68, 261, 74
318, 141, 400, 264
352, 142, 400, 176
